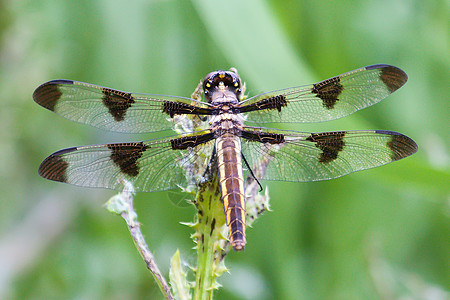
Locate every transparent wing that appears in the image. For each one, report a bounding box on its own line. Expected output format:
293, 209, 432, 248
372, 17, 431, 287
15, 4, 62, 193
241, 128, 417, 182
239, 64, 407, 124
38, 131, 216, 192
33, 80, 215, 133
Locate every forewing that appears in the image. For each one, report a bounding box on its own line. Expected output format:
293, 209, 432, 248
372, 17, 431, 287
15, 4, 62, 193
33, 80, 214, 133
240, 64, 407, 124
241, 128, 417, 182
38, 132, 216, 192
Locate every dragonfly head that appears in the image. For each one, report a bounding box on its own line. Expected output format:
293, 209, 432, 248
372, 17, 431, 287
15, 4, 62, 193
203, 70, 242, 102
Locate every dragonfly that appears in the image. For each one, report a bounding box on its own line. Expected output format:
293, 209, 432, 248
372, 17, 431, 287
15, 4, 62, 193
33, 64, 418, 251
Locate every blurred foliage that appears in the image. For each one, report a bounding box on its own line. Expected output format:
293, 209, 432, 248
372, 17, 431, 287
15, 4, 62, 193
0, 0, 448, 299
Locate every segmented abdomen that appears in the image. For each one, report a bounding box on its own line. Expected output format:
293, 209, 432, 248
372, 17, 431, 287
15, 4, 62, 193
216, 134, 246, 250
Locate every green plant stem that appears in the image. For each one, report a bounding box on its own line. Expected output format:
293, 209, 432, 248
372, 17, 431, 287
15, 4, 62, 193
193, 177, 228, 300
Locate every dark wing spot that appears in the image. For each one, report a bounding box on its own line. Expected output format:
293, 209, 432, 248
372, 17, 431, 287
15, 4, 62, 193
256, 95, 287, 112
102, 88, 135, 122
378, 65, 408, 93
170, 132, 215, 150
108, 143, 149, 177
306, 132, 346, 163
238, 95, 287, 113
33, 80, 73, 111
162, 101, 194, 117
273, 95, 288, 112
376, 130, 418, 161
38, 147, 76, 182
163, 101, 189, 118
312, 76, 343, 109
240, 130, 285, 144
162, 101, 215, 117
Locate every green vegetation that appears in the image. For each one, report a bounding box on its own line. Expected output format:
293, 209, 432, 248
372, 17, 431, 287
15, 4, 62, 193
0, 0, 448, 299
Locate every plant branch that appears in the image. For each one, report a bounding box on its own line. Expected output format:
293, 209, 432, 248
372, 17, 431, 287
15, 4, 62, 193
105, 181, 174, 300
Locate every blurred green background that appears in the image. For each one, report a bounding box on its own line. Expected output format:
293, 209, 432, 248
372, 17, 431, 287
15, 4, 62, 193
0, 0, 448, 299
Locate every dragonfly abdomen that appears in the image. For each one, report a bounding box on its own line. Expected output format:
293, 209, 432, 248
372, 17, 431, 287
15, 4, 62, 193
216, 134, 246, 251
